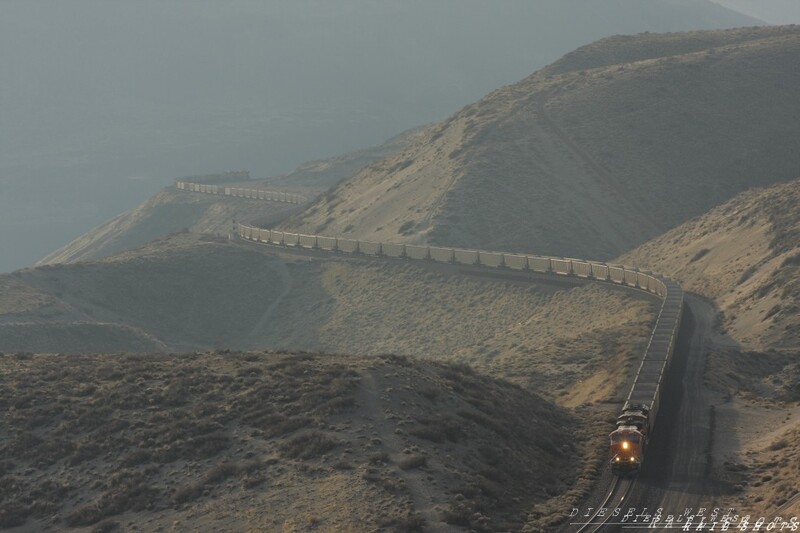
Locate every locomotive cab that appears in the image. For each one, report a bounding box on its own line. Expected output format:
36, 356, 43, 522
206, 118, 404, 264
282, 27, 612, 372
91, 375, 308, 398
610, 403, 651, 475
610, 428, 644, 474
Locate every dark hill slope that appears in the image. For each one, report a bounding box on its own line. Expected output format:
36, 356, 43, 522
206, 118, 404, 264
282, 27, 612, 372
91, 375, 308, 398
0, 352, 582, 531
284, 26, 800, 260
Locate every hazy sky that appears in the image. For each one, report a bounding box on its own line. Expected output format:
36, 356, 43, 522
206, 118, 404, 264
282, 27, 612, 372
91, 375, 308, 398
0, 1, 767, 272
711, 0, 800, 23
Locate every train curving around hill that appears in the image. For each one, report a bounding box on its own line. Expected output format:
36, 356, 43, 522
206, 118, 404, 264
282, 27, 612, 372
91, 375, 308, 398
177, 180, 684, 477
236, 225, 685, 478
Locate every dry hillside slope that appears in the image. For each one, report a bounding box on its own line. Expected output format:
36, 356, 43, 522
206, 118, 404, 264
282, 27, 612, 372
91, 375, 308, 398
619, 177, 800, 352
0, 351, 585, 532
284, 26, 800, 260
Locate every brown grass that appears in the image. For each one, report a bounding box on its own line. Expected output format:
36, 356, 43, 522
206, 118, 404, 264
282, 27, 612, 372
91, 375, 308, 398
0, 351, 585, 531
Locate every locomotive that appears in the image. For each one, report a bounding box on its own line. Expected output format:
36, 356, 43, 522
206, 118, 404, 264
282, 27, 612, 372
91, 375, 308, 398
610, 404, 650, 474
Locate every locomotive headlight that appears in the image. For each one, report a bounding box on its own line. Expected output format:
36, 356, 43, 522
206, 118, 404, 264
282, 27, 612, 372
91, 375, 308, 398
622, 441, 629, 450
630, 457, 636, 462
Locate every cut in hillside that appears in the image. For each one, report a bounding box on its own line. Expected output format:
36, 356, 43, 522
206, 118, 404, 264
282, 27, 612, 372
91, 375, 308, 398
283, 26, 800, 260
619, 178, 800, 352
0, 351, 581, 532
37, 187, 300, 266
2, 233, 657, 405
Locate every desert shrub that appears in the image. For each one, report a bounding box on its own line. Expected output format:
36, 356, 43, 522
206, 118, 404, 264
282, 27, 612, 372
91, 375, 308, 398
91, 520, 120, 533
768, 438, 788, 451
66, 469, 161, 526
398, 455, 427, 471
398, 221, 415, 235
369, 452, 390, 465
279, 432, 339, 460
780, 253, 800, 267
737, 265, 758, 284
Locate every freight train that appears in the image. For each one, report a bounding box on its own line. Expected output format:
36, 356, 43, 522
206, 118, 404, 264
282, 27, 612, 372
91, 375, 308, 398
178, 181, 685, 479
233, 224, 685, 477
610, 279, 683, 475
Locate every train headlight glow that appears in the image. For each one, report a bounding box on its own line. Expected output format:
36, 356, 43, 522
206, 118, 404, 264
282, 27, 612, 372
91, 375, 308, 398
622, 441, 629, 450
615, 457, 620, 462
630, 457, 636, 462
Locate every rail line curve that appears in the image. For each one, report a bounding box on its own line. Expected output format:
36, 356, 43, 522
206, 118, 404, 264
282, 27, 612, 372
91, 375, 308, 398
176, 182, 684, 531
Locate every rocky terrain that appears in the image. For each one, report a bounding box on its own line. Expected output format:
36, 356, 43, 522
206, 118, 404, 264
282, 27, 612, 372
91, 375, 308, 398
283, 26, 800, 261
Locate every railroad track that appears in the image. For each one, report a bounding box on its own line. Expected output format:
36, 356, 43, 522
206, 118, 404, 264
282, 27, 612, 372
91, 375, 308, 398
574, 477, 635, 533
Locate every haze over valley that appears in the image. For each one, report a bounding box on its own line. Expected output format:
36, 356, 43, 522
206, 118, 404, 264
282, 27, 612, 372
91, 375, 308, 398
1, 0, 763, 272
3, 3, 800, 531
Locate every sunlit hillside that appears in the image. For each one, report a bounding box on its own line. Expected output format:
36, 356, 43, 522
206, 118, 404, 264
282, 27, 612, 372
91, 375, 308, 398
284, 26, 800, 260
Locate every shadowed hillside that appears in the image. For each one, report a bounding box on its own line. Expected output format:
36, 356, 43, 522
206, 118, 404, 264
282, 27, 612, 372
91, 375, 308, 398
283, 26, 800, 260
0, 351, 586, 531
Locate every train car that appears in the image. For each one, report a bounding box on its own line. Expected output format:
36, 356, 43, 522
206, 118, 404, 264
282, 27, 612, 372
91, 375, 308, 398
610, 279, 683, 475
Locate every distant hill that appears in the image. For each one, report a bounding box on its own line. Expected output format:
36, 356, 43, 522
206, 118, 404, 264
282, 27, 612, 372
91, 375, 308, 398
0, 351, 580, 531
36, 188, 300, 266
36, 126, 426, 266
283, 26, 800, 261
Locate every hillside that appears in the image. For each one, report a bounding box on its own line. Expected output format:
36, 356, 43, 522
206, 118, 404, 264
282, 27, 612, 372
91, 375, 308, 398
619, 178, 800, 516
283, 26, 800, 260
619, 178, 800, 352
37, 187, 300, 266
2, 233, 657, 406
0, 0, 760, 273
0, 351, 585, 531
